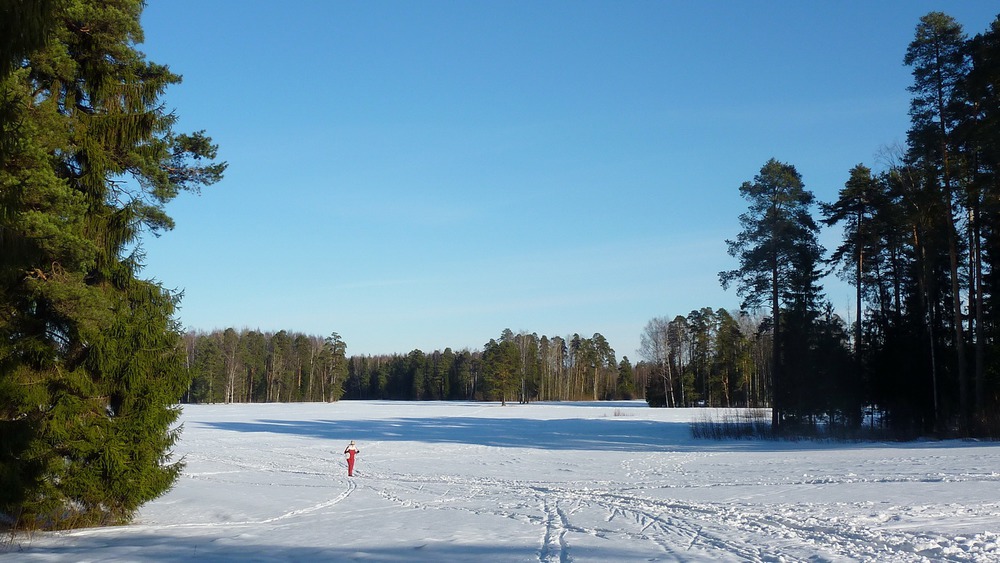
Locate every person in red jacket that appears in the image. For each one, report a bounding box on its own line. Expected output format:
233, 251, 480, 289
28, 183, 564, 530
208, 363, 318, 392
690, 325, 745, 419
344, 440, 359, 477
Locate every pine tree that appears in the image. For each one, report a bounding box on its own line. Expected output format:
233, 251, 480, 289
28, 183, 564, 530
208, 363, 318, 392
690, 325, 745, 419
325, 332, 347, 401
962, 16, 1000, 423
904, 12, 972, 430
1, 0, 224, 528
720, 159, 823, 430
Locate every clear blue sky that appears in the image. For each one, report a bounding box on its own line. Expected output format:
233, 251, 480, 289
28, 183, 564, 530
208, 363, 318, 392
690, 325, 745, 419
137, 1, 999, 358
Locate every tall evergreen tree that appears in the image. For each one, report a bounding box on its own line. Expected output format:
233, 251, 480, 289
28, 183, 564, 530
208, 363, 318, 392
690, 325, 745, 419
822, 165, 881, 356
904, 12, 973, 429
482, 338, 520, 405
616, 356, 636, 400
323, 332, 347, 401
720, 159, 821, 430
687, 308, 715, 405
241, 330, 268, 402
962, 15, 1000, 422
1, 0, 224, 528
712, 309, 743, 407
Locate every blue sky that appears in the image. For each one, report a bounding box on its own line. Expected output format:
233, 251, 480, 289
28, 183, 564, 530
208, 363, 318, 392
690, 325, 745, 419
137, 1, 999, 358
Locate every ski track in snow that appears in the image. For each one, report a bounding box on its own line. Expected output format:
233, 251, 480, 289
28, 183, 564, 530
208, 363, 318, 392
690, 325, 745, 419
4, 402, 999, 562
350, 464, 999, 562
55, 473, 358, 536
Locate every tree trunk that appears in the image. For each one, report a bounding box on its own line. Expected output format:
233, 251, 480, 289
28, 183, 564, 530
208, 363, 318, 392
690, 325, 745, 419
936, 47, 968, 432
772, 242, 781, 431
856, 207, 864, 362
970, 205, 984, 417
915, 225, 940, 429
945, 199, 969, 431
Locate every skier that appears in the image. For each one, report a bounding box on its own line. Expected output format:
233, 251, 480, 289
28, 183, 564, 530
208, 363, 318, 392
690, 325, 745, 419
344, 440, 360, 477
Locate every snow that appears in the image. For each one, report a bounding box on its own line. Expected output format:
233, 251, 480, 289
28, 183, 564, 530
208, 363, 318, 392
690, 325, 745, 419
3, 401, 1000, 562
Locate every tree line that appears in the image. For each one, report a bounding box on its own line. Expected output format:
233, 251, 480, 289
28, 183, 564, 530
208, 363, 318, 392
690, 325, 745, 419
181, 330, 348, 404
182, 328, 640, 405
640, 309, 779, 410
831, 12, 1000, 436
715, 12, 1000, 437
183, 314, 780, 413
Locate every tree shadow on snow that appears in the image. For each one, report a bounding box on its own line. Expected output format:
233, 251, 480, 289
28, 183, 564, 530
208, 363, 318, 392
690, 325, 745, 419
198, 415, 698, 453
5, 531, 597, 563
194, 411, 999, 453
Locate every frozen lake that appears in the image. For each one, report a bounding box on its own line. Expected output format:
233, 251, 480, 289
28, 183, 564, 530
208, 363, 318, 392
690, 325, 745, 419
4, 401, 999, 561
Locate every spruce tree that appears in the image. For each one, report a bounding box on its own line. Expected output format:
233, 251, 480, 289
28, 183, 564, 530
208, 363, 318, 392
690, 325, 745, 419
483, 339, 520, 405
615, 357, 636, 400
1, 0, 224, 529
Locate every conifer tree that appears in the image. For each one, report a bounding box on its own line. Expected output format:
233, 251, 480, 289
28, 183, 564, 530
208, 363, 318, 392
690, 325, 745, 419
325, 332, 348, 401
962, 16, 1000, 421
904, 12, 972, 429
1, 0, 224, 528
483, 339, 520, 405
616, 357, 636, 400
720, 159, 822, 430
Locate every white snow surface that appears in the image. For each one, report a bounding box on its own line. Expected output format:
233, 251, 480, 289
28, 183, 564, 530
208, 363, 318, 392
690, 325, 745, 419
4, 401, 1000, 562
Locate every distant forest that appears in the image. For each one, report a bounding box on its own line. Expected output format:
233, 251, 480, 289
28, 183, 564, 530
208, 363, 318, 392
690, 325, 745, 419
180, 309, 771, 409
181, 12, 1000, 438
181, 328, 639, 405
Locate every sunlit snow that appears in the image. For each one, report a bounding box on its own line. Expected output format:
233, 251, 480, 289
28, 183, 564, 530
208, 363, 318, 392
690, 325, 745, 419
4, 401, 999, 561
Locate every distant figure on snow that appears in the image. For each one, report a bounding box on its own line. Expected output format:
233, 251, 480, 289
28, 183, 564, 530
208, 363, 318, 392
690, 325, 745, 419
344, 440, 360, 477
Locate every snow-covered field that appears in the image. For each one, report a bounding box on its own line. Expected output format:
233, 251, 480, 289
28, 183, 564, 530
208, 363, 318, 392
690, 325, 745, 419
4, 401, 1000, 562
